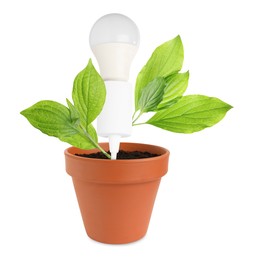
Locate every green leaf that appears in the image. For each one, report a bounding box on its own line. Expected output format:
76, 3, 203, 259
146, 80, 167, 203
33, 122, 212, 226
156, 96, 182, 111
157, 71, 189, 110
138, 77, 166, 112
147, 95, 232, 133
66, 98, 97, 141
72, 59, 106, 126
135, 35, 184, 110
59, 124, 97, 150
66, 98, 80, 126
20, 100, 78, 137
20, 100, 96, 149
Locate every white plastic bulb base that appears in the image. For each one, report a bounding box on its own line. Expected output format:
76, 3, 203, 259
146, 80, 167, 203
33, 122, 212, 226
91, 43, 138, 81
97, 81, 132, 159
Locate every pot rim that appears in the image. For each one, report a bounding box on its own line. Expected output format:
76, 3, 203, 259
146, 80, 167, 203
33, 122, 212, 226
65, 142, 170, 184
65, 142, 170, 163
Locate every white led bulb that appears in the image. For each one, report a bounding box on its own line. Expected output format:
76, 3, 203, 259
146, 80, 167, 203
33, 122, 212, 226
89, 13, 140, 160
89, 13, 140, 81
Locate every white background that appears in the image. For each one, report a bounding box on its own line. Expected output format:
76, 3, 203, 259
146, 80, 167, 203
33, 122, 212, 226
0, 0, 259, 259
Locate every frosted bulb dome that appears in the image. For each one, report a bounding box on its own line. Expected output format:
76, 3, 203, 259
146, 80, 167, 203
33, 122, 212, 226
89, 13, 140, 47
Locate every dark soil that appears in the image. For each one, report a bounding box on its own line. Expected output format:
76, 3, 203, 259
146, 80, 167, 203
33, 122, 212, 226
75, 150, 160, 160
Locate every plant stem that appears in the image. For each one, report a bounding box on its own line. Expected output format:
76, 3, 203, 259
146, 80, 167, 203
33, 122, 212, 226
132, 111, 143, 125
96, 142, 111, 159
79, 125, 111, 159
132, 111, 137, 120
132, 122, 146, 126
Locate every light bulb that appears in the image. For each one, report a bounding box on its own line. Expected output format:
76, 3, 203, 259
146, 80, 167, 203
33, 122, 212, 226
89, 13, 140, 81
89, 14, 140, 159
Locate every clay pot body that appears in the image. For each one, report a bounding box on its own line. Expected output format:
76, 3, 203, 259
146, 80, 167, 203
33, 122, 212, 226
65, 143, 169, 244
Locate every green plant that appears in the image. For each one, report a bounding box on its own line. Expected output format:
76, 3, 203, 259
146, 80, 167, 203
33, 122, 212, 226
21, 36, 232, 158
21, 59, 110, 158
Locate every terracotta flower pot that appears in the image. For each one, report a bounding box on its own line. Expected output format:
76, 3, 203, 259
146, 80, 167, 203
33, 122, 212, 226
65, 142, 169, 244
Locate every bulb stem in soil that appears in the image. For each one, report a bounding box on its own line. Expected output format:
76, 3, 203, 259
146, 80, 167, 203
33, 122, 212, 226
109, 135, 121, 160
